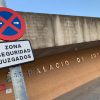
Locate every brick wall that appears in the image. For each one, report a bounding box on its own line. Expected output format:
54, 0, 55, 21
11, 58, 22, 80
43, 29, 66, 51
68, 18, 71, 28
0, 46, 100, 100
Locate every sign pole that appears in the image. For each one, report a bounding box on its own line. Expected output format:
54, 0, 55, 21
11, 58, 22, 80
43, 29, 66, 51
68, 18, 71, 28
10, 65, 29, 100
0, 0, 6, 7
0, 0, 29, 100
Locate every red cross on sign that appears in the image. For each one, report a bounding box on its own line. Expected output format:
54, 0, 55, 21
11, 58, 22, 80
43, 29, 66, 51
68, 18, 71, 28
0, 7, 26, 41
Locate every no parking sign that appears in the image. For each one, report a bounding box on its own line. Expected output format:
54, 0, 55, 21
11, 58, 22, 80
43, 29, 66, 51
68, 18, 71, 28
0, 7, 26, 41
0, 7, 34, 69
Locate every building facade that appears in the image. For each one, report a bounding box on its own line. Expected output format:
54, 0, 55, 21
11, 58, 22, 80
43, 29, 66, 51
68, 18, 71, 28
0, 11, 100, 100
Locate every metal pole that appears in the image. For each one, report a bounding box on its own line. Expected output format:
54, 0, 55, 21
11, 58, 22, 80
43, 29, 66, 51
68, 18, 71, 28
0, 0, 6, 7
10, 66, 29, 100
0, 0, 29, 100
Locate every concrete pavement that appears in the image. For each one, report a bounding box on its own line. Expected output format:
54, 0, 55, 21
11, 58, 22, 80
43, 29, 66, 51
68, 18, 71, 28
53, 77, 100, 100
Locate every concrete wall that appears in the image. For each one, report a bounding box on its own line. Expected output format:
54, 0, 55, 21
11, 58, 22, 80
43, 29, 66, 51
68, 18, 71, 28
53, 15, 100, 45
18, 12, 55, 49
17, 12, 100, 49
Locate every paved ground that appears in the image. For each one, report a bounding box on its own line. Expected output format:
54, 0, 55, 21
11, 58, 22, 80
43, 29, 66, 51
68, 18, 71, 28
53, 77, 100, 100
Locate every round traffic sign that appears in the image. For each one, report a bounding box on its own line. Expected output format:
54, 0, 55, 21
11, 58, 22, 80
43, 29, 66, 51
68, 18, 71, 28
0, 7, 26, 41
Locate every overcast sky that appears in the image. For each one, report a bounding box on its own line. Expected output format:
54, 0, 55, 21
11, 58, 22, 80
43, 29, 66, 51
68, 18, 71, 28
6, 0, 100, 17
